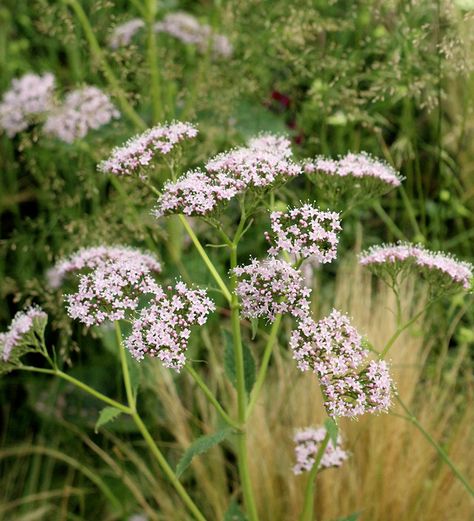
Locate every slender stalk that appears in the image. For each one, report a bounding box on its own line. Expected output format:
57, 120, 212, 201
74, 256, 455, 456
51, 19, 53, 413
63, 0, 146, 130
395, 395, 474, 497
299, 432, 331, 521
19, 366, 132, 414
230, 243, 260, 521
115, 322, 136, 409
132, 412, 208, 521
145, 0, 163, 123
179, 214, 232, 303
372, 201, 406, 242
246, 314, 282, 419
185, 365, 241, 429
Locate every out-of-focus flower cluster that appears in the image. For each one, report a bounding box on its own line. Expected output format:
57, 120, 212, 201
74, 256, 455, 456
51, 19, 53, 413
98, 122, 198, 177
0, 73, 55, 137
44, 86, 120, 143
109, 19, 145, 49
0, 307, 48, 365
360, 242, 474, 291
293, 426, 348, 475
234, 258, 311, 322
290, 310, 393, 418
266, 204, 341, 262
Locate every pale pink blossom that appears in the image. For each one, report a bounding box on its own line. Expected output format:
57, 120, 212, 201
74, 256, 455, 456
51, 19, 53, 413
109, 19, 145, 48
247, 133, 292, 159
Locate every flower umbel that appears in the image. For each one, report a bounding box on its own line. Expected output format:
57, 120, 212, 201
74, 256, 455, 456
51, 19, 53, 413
109, 19, 145, 48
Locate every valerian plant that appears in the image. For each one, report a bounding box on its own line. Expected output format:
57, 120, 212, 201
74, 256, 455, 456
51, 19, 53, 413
1, 118, 473, 520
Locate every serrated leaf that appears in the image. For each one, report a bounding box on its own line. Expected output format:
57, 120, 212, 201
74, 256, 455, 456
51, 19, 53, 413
95, 407, 123, 433
335, 512, 361, 521
223, 331, 256, 394
224, 500, 248, 521
176, 428, 232, 478
324, 418, 339, 447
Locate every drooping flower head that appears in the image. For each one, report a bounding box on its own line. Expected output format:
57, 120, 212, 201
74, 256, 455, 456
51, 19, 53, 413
293, 426, 348, 475
247, 133, 293, 159
234, 258, 311, 322
98, 122, 198, 177
360, 242, 474, 291
109, 19, 145, 48
0, 307, 48, 364
0, 72, 55, 137
44, 86, 120, 143
290, 310, 365, 376
125, 281, 215, 371
153, 169, 239, 217
47, 245, 161, 289
266, 204, 341, 262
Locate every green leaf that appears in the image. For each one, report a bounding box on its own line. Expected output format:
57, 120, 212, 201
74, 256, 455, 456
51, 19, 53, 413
176, 428, 232, 478
224, 500, 248, 521
95, 407, 123, 433
324, 417, 339, 447
223, 331, 256, 394
251, 318, 258, 340
234, 100, 288, 139
335, 512, 361, 521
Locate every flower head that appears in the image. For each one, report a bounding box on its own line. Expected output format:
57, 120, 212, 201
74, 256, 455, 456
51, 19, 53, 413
293, 426, 348, 475
247, 133, 293, 159
125, 282, 215, 371
98, 121, 198, 177
290, 310, 365, 376
44, 86, 120, 143
0, 307, 48, 363
47, 245, 161, 289
0, 72, 55, 137
153, 169, 239, 217
109, 19, 145, 48
233, 258, 311, 322
266, 204, 341, 261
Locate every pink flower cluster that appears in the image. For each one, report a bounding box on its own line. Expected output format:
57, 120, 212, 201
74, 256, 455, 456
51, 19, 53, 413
0, 72, 55, 137
0, 307, 47, 362
266, 204, 341, 261
98, 122, 198, 177
109, 19, 145, 48
153, 170, 239, 217
305, 152, 403, 187
293, 426, 348, 475
125, 281, 215, 371
47, 245, 161, 289
44, 86, 120, 143
360, 243, 473, 290
247, 133, 292, 158
154, 12, 233, 58
234, 258, 311, 322
290, 310, 393, 418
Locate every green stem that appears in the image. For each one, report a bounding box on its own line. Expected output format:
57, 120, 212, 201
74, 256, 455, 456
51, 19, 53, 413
299, 432, 331, 521
185, 365, 241, 430
230, 244, 260, 521
246, 314, 282, 420
178, 214, 232, 303
63, 0, 146, 130
372, 201, 407, 242
395, 395, 474, 497
131, 413, 208, 521
145, 0, 163, 123
115, 322, 136, 409
19, 366, 132, 414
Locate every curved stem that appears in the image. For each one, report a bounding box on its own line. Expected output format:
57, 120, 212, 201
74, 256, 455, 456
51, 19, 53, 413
132, 412, 208, 521
185, 364, 241, 430
179, 215, 232, 303
395, 395, 474, 497
63, 0, 146, 130
115, 322, 136, 409
299, 432, 331, 521
246, 314, 282, 420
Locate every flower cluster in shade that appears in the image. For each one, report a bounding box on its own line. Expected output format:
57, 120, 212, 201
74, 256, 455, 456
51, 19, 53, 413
359, 242, 474, 291
233, 258, 311, 322
98, 122, 198, 177
0, 307, 47, 363
290, 310, 393, 417
247, 133, 292, 158
0, 72, 55, 137
304, 152, 403, 187
154, 134, 300, 218
44, 86, 120, 143
266, 204, 341, 262
125, 282, 215, 371
47, 245, 162, 289
293, 426, 348, 475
